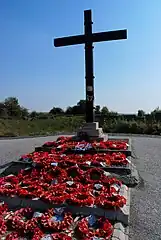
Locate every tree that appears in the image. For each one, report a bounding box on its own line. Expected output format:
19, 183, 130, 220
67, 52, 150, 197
65, 107, 73, 115
137, 110, 145, 118
0, 102, 7, 117
151, 107, 161, 121
95, 105, 101, 114
30, 111, 38, 119
70, 105, 79, 115
36, 112, 49, 119
4, 97, 21, 117
101, 106, 109, 116
49, 107, 64, 115
65, 100, 86, 115
20, 107, 29, 119
76, 100, 86, 114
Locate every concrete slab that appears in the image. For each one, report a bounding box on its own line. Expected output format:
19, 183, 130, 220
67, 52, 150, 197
108, 162, 140, 187
111, 223, 129, 240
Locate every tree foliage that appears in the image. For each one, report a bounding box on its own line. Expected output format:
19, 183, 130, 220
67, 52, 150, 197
0, 97, 161, 135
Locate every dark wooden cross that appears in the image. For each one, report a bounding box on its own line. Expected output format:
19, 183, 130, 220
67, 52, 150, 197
54, 9, 127, 123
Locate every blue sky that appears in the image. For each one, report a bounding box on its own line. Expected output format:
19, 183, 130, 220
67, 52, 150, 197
0, 0, 161, 113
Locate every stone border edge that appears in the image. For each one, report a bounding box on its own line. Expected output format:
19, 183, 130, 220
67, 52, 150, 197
111, 223, 129, 240
111, 186, 130, 239
0, 132, 161, 140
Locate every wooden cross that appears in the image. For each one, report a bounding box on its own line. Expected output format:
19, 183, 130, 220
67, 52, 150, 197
54, 9, 127, 123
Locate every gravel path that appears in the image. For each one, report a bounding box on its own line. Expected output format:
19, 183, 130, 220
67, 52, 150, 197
0, 135, 161, 240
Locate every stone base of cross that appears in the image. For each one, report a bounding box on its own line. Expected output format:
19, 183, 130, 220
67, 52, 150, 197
77, 122, 107, 141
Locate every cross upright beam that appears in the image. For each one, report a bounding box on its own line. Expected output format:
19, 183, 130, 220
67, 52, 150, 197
84, 10, 94, 122
54, 9, 127, 123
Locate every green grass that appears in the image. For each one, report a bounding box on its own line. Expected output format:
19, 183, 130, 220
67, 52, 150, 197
0, 117, 85, 137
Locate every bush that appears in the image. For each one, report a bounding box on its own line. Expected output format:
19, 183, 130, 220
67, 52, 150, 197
0, 117, 161, 137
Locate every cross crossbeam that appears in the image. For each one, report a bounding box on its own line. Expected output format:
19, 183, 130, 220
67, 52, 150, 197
54, 30, 127, 47
54, 9, 127, 123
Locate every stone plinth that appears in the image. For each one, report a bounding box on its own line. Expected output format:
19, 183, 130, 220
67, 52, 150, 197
77, 122, 107, 141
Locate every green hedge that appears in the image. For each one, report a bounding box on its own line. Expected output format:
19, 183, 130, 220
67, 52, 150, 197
0, 117, 161, 137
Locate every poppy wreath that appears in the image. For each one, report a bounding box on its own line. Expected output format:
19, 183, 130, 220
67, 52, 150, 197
19, 168, 40, 181
21, 151, 59, 168
32, 229, 72, 240
0, 182, 18, 197
0, 179, 57, 203
4, 228, 72, 240
0, 165, 123, 191
21, 150, 128, 167
19, 178, 50, 190
18, 168, 49, 183
43, 141, 58, 147
64, 181, 84, 194
0, 179, 66, 204
5, 231, 21, 240
6, 230, 43, 240
91, 181, 122, 200
83, 168, 108, 184
57, 153, 88, 166
17, 186, 38, 199
103, 176, 121, 186
31, 227, 44, 240
0, 169, 124, 205
42, 193, 68, 204
42, 137, 128, 152
0, 174, 19, 185
92, 140, 128, 150
92, 152, 128, 166
33, 231, 73, 240
0, 203, 116, 240
71, 152, 128, 167
66, 166, 85, 181
0, 207, 37, 237
51, 233, 72, 240
43, 136, 73, 148
69, 152, 125, 167
89, 153, 111, 167
75, 216, 113, 240
40, 209, 73, 231
0, 217, 6, 235
19, 178, 51, 197
38, 183, 69, 204
66, 192, 95, 207
0, 174, 47, 199
41, 166, 68, 183
5, 214, 38, 235
7, 208, 37, 234
0, 202, 8, 215
56, 136, 73, 144
73, 152, 126, 166
110, 152, 128, 166
58, 159, 77, 168
33, 230, 72, 240
92, 183, 118, 197
51, 153, 84, 168
0, 203, 74, 239
95, 194, 126, 209
52, 142, 76, 152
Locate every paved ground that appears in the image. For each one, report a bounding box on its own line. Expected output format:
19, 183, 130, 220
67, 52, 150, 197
0, 135, 161, 240
129, 137, 161, 240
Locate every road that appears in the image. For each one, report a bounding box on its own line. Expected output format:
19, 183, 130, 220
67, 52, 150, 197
0, 135, 161, 240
